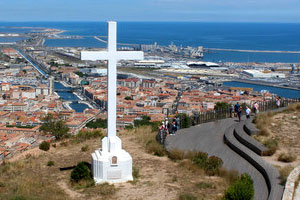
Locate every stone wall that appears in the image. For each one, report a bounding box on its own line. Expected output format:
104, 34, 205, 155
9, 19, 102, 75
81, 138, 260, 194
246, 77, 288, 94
282, 166, 300, 200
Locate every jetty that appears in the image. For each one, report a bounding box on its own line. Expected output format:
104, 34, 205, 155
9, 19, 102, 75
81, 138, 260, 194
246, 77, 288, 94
205, 48, 300, 54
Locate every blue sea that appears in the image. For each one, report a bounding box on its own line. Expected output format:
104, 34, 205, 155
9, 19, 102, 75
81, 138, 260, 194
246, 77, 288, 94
1, 22, 300, 63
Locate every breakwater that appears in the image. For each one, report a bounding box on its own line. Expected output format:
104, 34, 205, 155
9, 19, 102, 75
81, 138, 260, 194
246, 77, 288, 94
223, 81, 300, 99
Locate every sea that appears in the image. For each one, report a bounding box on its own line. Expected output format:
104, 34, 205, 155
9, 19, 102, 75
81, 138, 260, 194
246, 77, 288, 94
1, 22, 300, 103
1, 22, 300, 63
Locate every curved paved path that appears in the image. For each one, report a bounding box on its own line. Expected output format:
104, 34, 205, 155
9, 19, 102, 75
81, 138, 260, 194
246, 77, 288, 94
165, 118, 268, 200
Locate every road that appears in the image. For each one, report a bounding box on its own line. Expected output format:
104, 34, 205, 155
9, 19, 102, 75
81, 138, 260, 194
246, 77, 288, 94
165, 118, 269, 200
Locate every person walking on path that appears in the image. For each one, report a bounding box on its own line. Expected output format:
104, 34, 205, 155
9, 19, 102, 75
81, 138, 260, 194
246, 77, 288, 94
246, 106, 251, 119
175, 116, 180, 130
230, 104, 234, 118
170, 119, 177, 135
253, 102, 259, 114
234, 102, 242, 122
276, 97, 281, 108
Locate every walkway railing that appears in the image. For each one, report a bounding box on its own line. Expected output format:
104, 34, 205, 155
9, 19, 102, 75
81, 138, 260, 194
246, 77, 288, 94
178, 99, 299, 128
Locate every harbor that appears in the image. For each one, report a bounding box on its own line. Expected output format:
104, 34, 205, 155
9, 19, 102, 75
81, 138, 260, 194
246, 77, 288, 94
54, 82, 94, 112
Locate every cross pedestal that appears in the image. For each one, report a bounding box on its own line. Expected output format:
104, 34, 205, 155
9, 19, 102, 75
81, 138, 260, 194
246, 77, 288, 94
81, 21, 144, 184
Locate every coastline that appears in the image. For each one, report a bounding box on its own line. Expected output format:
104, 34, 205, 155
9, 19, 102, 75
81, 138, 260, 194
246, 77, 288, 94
229, 79, 300, 91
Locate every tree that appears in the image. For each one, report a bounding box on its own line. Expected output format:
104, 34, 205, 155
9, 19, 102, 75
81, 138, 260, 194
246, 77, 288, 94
214, 102, 230, 110
39, 141, 50, 151
177, 113, 191, 128
40, 114, 69, 140
134, 115, 151, 127
86, 118, 107, 129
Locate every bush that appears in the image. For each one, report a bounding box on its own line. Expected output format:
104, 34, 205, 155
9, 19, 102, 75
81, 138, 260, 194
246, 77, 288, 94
76, 130, 103, 140
177, 113, 191, 128
86, 118, 107, 129
192, 152, 208, 168
223, 173, 254, 200
132, 166, 140, 180
205, 156, 223, 176
40, 114, 69, 140
52, 143, 56, 148
167, 149, 185, 161
145, 140, 165, 156
262, 138, 278, 156
188, 152, 223, 176
278, 165, 293, 185
218, 168, 239, 184
39, 141, 50, 151
278, 152, 296, 163
70, 162, 92, 182
81, 145, 89, 152
47, 161, 55, 167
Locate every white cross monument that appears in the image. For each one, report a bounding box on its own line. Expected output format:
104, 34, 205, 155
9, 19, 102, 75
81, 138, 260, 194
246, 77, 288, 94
81, 21, 144, 184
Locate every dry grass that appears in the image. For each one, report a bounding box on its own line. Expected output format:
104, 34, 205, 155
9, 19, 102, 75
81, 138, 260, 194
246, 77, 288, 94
254, 103, 300, 163
125, 126, 166, 156
0, 157, 67, 200
0, 126, 230, 200
278, 152, 297, 163
277, 165, 294, 185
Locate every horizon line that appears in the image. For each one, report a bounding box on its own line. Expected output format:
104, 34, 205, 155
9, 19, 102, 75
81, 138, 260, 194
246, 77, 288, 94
1, 20, 300, 24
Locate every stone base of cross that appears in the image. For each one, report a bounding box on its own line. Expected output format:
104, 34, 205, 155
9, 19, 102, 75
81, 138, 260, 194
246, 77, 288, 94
81, 21, 144, 184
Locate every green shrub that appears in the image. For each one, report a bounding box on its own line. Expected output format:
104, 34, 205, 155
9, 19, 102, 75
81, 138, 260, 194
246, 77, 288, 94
205, 156, 223, 176
223, 173, 254, 200
192, 152, 208, 168
86, 118, 107, 129
70, 162, 91, 182
47, 161, 55, 167
278, 152, 296, 163
177, 113, 191, 128
52, 143, 56, 148
39, 141, 50, 151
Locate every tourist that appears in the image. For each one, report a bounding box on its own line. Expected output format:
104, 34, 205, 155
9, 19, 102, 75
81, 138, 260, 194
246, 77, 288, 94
253, 102, 259, 114
234, 102, 242, 122
175, 116, 180, 130
245, 106, 251, 119
230, 104, 234, 118
165, 118, 170, 135
276, 97, 281, 108
170, 120, 177, 135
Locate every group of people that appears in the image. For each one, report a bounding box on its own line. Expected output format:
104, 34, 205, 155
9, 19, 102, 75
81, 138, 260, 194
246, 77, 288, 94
160, 117, 180, 136
232, 102, 260, 122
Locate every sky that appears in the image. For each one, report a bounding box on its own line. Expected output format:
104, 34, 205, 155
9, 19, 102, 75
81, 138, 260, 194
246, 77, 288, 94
0, 0, 300, 22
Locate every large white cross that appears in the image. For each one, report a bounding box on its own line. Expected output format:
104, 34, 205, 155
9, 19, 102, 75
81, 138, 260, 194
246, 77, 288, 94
81, 21, 144, 138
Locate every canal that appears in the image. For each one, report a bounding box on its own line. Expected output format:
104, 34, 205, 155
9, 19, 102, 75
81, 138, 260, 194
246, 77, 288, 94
223, 81, 300, 99
54, 82, 90, 112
